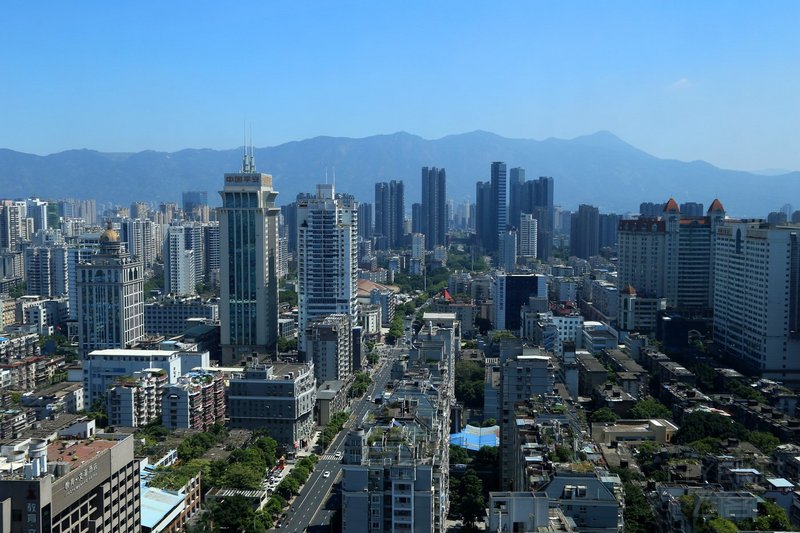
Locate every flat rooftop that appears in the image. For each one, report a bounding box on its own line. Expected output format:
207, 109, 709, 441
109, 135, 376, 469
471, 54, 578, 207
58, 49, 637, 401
48, 439, 116, 466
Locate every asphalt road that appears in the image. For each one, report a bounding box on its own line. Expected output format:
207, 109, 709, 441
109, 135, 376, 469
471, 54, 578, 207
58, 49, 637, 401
273, 347, 399, 532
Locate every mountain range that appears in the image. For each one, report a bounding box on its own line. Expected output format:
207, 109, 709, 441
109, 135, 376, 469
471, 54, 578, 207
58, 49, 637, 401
1, 131, 796, 216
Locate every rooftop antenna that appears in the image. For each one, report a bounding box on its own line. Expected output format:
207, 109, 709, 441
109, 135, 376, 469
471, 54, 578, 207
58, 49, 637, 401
241, 122, 247, 172
249, 123, 256, 172
332, 166, 336, 188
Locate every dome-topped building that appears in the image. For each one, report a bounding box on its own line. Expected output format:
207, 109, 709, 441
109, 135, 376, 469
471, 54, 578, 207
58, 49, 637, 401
99, 221, 120, 243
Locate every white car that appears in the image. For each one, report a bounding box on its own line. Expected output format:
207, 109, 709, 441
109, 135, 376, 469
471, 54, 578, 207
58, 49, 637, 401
334, 451, 343, 459
323, 471, 331, 478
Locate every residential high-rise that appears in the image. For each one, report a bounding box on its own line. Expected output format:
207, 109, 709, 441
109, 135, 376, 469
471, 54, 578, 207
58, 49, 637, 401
297, 183, 358, 355
491, 162, 507, 252
570, 204, 600, 259
411, 202, 422, 234
421, 166, 446, 250
164, 225, 196, 296
25, 246, 68, 298
499, 230, 517, 272
617, 198, 725, 332
77, 222, 144, 358
713, 219, 800, 385
598, 213, 620, 249
218, 149, 280, 364
374, 180, 404, 249
618, 198, 725, 310
120, 217, 157, 270
499, 347, 554, 489
305, 314, 352, 384
518, 214, 538, 259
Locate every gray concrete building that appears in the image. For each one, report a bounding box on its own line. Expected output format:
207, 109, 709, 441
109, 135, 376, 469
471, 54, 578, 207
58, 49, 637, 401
228, 362, 316, 453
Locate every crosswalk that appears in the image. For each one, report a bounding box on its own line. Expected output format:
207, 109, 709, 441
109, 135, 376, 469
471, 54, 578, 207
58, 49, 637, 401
319, 452, 342, 461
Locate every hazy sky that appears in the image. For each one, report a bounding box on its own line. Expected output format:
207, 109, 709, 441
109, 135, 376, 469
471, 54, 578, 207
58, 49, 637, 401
2, 2, 798, 172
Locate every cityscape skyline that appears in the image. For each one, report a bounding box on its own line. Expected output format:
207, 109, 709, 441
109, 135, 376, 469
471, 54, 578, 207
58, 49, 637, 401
1, 2, 799, 173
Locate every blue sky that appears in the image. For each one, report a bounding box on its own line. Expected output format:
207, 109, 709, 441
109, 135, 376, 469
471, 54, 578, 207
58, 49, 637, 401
1, 1, 798, 171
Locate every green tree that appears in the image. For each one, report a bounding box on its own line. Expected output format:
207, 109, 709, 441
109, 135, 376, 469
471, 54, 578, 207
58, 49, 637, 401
627, 397, 673, 420
222, 462, 263, 490
449, 444, 470, 464
590, 407, 619, 423
279, 289, 298, 306
455, 360, 485, 409
623, 481, 656, 533
675, 412, 748, 444
277, 336, 297, 353
751, 500, 791, 531
747, 431, 780, 455
459, 470, 485, 527
705, 517, 738, 533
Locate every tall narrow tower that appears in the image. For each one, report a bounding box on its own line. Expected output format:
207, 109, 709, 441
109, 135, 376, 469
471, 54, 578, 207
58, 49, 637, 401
421, 166, 446, 250
218, 147, 280, 364
297, 183, 358, 355
77, 222, 144, 357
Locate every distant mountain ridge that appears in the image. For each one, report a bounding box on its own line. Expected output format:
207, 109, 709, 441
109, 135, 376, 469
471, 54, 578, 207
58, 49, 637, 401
0, 131, 796, 217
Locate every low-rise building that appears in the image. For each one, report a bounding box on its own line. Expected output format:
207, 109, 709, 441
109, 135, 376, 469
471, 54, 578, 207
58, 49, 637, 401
228, 362, 316, 453
21, 382, 84, 419
316, 380, 347, 426
107, 369, 168, 428
591, 418, 679, 445
161, 370, 226, 431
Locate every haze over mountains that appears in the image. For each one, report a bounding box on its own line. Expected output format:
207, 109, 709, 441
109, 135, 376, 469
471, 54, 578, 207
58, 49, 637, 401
1, 131, 795, 217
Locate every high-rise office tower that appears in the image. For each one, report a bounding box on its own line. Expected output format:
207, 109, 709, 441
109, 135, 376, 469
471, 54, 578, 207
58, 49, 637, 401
570, 204, 600, 259
357, 202, 373, 239
714, 218, 800, 385
531, 176, 554, 260
218, 149, 280, 364
508, 167, 526, 227
421, 166, 446, 250
491, 162, 507, 252
77, 223, 144, 357
164, 225, 196, 296
297, 184, 358, 355
374, 180, 404, 249
519, 214, 538, 259
182, 190, 209, 216
475, 181, 493, 250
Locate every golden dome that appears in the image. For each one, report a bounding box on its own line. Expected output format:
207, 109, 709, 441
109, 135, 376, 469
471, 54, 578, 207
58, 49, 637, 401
99, 222, 119, 243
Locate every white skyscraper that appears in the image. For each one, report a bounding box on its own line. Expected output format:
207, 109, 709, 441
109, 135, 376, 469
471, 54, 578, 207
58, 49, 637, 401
519, 213, 538, 258
297, 183, 358, 355
714, 220, 800, 385
218, 149, 280, 364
